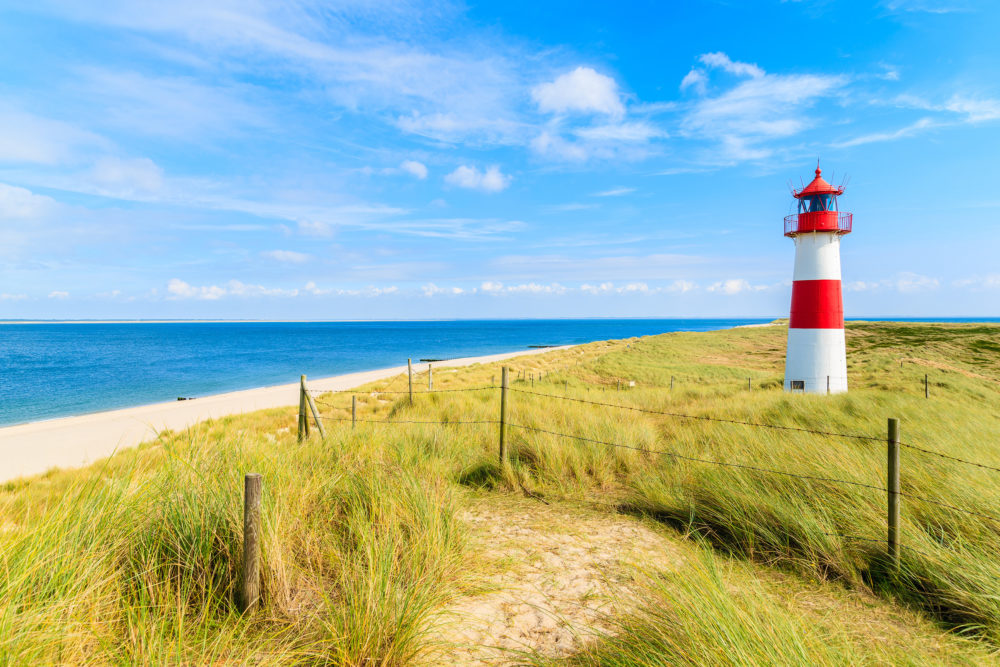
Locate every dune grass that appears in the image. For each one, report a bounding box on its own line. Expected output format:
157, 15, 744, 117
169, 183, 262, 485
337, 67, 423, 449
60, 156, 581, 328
1, 321, 999, 663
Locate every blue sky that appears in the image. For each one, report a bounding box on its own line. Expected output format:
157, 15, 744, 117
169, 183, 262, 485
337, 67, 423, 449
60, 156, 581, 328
1, 0, 998, 320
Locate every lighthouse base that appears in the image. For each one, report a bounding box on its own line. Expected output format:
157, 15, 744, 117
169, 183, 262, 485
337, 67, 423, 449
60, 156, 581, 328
783, 328, 848, 394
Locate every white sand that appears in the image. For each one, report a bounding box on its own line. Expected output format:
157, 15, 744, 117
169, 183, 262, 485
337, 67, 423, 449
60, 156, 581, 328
0, 346, 571, 484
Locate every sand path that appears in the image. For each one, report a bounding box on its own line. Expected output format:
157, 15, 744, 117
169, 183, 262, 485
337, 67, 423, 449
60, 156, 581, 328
433, 498, 682, 665
0, 346, 570, 484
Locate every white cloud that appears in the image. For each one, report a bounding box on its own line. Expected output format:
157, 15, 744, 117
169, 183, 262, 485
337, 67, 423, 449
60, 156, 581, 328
48, 291, 70, 299
895, 272, 940, 292
262, 249, 312, 263
400, 160, 428, 179
847, 273, 940, 292
667, 280, 697, 293
594, 187, 635, 197
680, 69, 707, 94
680, 54, 847, 162
707, 279, 770, 294
698, 52, 765, 79
0, 293, 28, 301
0, 108, 109, 165
166, 278, 299, 300
580, 282, 614, 294
0, 183, 57, 218
421, 283, 465, 296
580, 280, 697, 295
304, 281, 399, 297
953, 274, 1000, 290
837, 117, 936, 148
445, 165, 511, 193
167, 278, 227, 300
481, 281, 504, 293
573, 122, 666, 142
297, 220, 336, 237
530, 131, 589, 161
532, 67, 625, 116
943, 96, 1000, 123
88, 156, 164, 197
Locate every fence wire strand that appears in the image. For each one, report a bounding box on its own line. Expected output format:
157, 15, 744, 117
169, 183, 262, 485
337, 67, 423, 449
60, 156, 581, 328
509, 387, 1000, 476
506, 422, 889, 494
302, 374, 1000, 528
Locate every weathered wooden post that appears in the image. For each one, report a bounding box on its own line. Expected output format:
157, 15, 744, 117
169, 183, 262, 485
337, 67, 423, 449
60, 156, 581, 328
887, 417, 900, 570
499, 366, 509, 466
352, 395, 357, 428
827, 375, 831, 395
302, 377, 326, 439
297, 383, 303, 442
428, 363, 433, 390
748, 377, 751, 391
670, 376, 674, 391
298, 375, 309, 441
240, 473, 262, 613
924, 374, 929, 399
408, 358, 413, 405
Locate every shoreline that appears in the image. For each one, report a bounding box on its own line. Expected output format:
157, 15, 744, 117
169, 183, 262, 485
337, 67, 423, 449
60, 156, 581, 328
0, 345, 572, 484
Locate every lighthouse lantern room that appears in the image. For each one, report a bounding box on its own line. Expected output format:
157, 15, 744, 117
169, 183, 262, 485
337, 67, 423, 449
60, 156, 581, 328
783, 166, 852, 394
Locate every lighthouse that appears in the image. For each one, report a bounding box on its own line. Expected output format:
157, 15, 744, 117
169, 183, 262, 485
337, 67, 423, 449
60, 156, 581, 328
783, 166, 852, 394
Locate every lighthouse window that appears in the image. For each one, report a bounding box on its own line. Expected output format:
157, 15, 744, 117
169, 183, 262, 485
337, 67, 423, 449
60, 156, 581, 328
800, 195, 836, 213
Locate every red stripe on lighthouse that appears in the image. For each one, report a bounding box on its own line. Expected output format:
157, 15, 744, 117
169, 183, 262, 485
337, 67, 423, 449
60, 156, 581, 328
789, 279, 843, 329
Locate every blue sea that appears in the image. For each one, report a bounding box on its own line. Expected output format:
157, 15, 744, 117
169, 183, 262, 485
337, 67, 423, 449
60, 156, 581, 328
0, 318, 996, 427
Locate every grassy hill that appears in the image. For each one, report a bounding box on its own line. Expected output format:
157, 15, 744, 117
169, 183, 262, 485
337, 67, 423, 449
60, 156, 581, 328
2, 321, 1000, 664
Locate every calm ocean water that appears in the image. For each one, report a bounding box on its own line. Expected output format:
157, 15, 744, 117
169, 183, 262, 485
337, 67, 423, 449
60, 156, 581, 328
0, 318, 996, 427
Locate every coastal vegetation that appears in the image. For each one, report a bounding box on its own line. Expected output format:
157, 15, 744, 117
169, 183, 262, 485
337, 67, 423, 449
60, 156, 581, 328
2, 321, 999, 664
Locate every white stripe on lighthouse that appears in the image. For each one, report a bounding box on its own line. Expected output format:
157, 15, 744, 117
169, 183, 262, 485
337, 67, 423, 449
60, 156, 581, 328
786, 232, 848, 394
792, 233, 842, 282
784, 329, 848, 393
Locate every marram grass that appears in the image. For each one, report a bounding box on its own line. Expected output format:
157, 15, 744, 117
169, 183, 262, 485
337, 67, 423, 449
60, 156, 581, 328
1, 321, 999, 664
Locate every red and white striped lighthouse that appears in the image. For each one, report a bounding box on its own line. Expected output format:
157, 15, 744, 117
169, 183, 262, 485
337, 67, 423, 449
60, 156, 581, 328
783, 166, 852, 394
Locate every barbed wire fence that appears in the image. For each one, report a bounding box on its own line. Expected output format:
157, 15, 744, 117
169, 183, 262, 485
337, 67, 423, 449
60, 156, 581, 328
295, 361, 1000, 568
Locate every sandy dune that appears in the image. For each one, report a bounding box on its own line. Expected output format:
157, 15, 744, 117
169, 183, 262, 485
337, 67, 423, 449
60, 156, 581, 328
0, 346, 569, 484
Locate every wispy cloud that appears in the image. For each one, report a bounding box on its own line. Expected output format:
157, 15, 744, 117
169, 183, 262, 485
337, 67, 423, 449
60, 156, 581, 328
262, 250, 312, 263
166, 278, 299, 300
0, 182, 58, 218
593, 187, 635, 197
837, 117, 936, 147
445, 165, 512, 193
678, 52, 847, 162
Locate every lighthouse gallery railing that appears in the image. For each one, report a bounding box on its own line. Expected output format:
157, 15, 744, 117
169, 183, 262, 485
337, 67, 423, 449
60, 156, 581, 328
784, 212, 852, 236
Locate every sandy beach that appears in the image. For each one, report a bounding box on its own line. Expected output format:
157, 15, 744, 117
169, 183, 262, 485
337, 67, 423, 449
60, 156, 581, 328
0, 346, 570, 484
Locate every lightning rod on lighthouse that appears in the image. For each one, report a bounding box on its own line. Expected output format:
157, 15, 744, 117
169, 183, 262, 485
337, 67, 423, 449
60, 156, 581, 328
783, 165, 852, 394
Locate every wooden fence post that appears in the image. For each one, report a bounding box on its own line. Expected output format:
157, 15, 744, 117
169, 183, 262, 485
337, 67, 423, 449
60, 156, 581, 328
887, 417, 900, 570
827, 375, 831, 395
670, 376, 674, 391
428, 363, 433, 390
240, 473, 262, 613
298, 376, 308, 442
748, 377, 751, 391
352, 395, 357, 428
499, 366, 508, 466
408, 358, 413, 405
302, 377, 326, 439
924, 374, 929, 399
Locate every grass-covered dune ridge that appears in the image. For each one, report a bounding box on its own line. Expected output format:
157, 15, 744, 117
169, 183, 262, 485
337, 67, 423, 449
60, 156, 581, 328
1, 321, 999, 664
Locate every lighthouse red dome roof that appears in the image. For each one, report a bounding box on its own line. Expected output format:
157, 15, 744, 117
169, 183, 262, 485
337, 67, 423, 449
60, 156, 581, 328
794, 167, 844, 198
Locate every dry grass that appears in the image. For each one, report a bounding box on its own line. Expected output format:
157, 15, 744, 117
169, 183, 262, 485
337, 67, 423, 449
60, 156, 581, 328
1, 321, 999, 663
